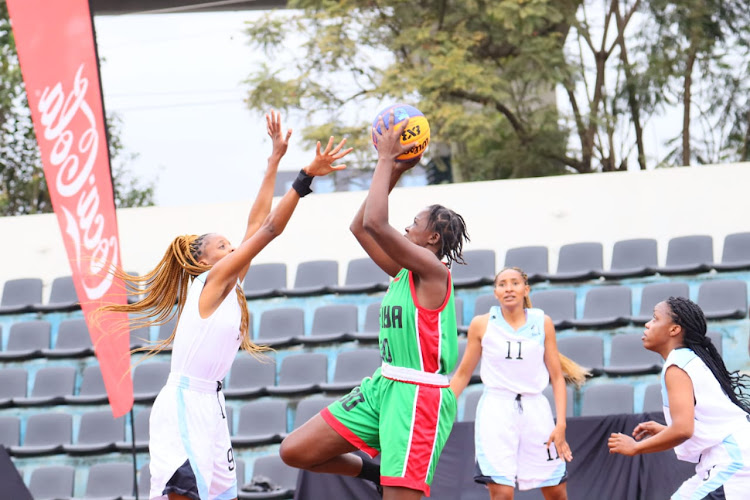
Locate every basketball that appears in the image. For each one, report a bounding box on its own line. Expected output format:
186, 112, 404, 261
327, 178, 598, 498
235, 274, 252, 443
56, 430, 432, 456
371, 103, 430, 161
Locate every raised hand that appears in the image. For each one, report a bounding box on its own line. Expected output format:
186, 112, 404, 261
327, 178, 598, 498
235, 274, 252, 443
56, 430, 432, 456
266, 109, 292, 159
304, 136, 353, 177
546, 424, 573, 462
632, 421, 666, 441
373, 111, 418, 162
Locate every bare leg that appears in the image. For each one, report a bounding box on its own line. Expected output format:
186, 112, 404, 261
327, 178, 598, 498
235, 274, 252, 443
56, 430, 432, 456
280, 413, 362, 475
382, 485, 425, 500
488, 483, 515, 500
541, 483, 567, 500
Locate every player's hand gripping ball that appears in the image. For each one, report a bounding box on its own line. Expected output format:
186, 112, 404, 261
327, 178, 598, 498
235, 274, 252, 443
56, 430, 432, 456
371, 104, 430, 161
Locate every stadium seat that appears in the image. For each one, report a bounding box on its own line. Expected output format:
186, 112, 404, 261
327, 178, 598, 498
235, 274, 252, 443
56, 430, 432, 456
65, 364, 109, 405
556, 335, 604, 376
601, 238, 658, 279
353, 301, 381, 342
14, 365, 76, 407
122, 463, 151, 500
707, 331, 723, 356
278, 260, 338, 296
27, 465, 75, 500
292, 396, 337, 430
503, 246, 549, 282
132, 361, 170, 403
630, 282, 690, 324
299, 304, 357, 345
580, 384, 634, 416
603, 333, 663, 376
473, 294, 497, 318
129, 322, 152, 350
231, 400, 288, 447
654, 235, 713, 275
63, 410, 125, 455
452, 338, 481, 384
243, 262, 286, 299
238, 454, 298, 499
266, 353, 327, 396
320, 349, 381, 393
713, 232, 750, 271
529, 289, 576, 329
34, 275, 80, 312
330, 257, 389, 294
0, 320, 50, 361
0, 416, 19, 448
0, 368, 27, 408
569, 286, 631, 329
541, 242, 603, 282
82, 462, 134, 499
224, 355, 276, 399
116, 407, 150, 452
642, 383, 663, 413
10, 412, 72, 457
697, 279, 748, 320
451, 249, 496, 287
235, 459, 246, 489
460, 389, 483, 422
256, 307, 304, 348
0, 277, 42, 314
41, 318, 94, 358
542, 385, 575, 418
155, 315, 178, 352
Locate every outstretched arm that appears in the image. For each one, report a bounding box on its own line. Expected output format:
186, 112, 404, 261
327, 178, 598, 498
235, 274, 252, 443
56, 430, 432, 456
239, 110, 292, 281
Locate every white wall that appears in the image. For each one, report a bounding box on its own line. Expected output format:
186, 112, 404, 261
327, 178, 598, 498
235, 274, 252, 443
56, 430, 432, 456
2, 162, 749, 299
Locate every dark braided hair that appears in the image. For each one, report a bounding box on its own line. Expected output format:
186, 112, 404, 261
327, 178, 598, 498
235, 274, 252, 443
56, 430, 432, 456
426, 204, 470, 268
665, 296, 750, 414
189, 233, 209, 263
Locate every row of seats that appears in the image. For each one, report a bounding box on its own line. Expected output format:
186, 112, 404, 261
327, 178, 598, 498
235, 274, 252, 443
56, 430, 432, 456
3, 232, 750, 312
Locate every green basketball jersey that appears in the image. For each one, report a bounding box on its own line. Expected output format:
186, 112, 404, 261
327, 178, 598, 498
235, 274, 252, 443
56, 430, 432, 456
378, 267, 458, 374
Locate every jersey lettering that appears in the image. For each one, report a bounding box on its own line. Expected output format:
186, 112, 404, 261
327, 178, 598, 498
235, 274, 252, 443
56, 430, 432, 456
380, 338, 393, 363
505, 341, 523, 360
227, 448, 235, 471
545, 445, 559, 462
341, 387, 366, 412
380, 305, 403, 329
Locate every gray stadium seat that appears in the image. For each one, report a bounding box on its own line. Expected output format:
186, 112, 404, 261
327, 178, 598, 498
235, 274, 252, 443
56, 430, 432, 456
630, 282, 690, 324
542, 385, 575, 418
353, 301, 381, 342
707, 331, 723, 356
451, 338, 481, 384
238, 454, 298, 499
601, 238, 658, 279
580, 384, 634, 416
697, 279, 748, 320
569, 286, 631, 329
256, 307, 304, 348
529, 289, 576, 329
224, 355, 276, 399
14, 365, 76, 407
122, 463, 151, 500
503, 246, 549, 282
473, 294, 497, 318
231, 400, 288, 447
655, 235, 713, 275
451, 249, 496, 287
133, 361, 170, 403
10, 412, 72, 457
116, 407, 150, 452
714, 232, 750, 271
63, 410, 125, 455
320, 349, 382, 393
34, 275, 80, 312
279, 260, 338, 296
266, 352, 327, 396
155, 315, 178, 351
27, 465, 75, 500
542, 242, 603, 282
292, 396, 337, 430
0, 277, 42, 314
556, 335, 604, 376
243, 262, 287, 299
82, 462, 134, 499
235, 459, 246, 489
42, 318, 94, 358
331, 257, 390, 294
0, 320, 50, 361
0, 416, 20, 448
0, 368, 27, 408
129, 322, 152, 349
460, 389, 483, 422
300, 304, 358, 345
65, 364, 108, 405
603, 333, 663, 376
642, 383, 663, 413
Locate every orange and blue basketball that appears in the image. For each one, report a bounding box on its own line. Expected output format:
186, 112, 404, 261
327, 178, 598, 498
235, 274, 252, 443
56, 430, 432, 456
371, 103, 430, 161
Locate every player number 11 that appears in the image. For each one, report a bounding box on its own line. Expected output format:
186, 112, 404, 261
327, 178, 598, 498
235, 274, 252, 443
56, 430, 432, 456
505, 341, 523, 360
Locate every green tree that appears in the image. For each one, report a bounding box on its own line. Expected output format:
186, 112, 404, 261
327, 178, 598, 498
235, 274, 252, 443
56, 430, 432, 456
0, 0, 154, 216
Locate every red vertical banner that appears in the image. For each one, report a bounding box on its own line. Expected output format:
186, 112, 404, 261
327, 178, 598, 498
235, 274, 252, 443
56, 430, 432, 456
7, 0, 134, 417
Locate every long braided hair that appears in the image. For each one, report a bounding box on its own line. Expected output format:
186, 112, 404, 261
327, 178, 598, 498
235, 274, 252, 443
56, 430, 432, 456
496, 267, 589, 387
426, 205, 470, 268
99, 234, 269, 361
665, 296, 750, 413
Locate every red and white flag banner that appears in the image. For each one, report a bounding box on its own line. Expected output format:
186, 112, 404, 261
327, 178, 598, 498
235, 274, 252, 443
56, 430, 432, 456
7, 0, 134, 417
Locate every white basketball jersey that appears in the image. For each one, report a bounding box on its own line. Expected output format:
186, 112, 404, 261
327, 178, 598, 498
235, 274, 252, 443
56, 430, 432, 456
170, 271, 243, 382
662, 348, 750, 463
480, 307, 549, 395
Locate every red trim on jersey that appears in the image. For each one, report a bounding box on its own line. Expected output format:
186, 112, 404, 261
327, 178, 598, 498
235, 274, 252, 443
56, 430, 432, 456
408, 269, 452, 373
380, 476, 431, 496
398, 385, 441, 496
320, 408, 379, 458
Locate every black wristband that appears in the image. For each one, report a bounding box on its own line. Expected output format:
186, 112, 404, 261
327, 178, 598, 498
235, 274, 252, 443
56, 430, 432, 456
292, 169, 314, 197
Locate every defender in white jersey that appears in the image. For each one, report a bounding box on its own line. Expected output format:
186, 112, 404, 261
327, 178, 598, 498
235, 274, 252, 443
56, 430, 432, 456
452, 268, 587, 500
99, 112, 350, 500
609, 297, 750, 500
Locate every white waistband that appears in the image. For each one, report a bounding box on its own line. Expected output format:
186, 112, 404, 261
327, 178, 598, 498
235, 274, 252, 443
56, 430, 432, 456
484, 386, 544, 399
381, 363, 449, 387
167, 372, 222, 393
